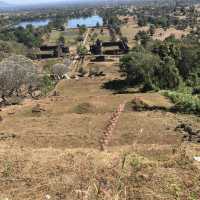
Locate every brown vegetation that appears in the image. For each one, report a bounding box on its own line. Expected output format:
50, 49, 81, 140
0, 57, 200, 199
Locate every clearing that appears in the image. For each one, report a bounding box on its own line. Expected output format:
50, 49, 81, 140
120, 17, 190, 47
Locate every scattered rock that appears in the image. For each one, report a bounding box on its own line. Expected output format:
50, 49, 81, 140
7, 97, 22, 105
0, 132, 16, 140
194, 157, 200, 162
32, 90, 42, 98
62, 73, 71, 79
70, 74, 76, 79
45, 194, 51, 200
8, 110, 16, 115
32, 104, 46, 113
175, 123, 200, 143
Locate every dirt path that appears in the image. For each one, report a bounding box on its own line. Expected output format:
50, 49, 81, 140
83, 28, 90, 46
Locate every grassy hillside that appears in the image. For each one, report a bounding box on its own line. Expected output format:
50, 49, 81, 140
0, 59, 200, 200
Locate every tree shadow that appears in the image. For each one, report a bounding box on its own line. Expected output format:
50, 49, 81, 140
102, 79, 139, 94
102, 79, 127, 91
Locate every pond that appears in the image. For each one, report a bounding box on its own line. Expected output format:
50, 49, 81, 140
16, 19, 50, 28
67, 15, 103, 28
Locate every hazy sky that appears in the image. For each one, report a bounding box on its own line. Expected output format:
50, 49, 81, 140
3, 0, 77, 5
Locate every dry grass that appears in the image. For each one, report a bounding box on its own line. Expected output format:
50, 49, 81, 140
0, 145, 199, 200
153, 27, 190, 41
120, 17, 190, 47
0, 59, 200, 199
120, 18, 149, 48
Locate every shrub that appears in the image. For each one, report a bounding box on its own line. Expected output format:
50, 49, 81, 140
2, 160, 13, 177
41, 75, 55, 95
77, 45, 88, 57
78, 67, 87, 77
89, 66, 103, 77
129, 97, 150, 111
0, 55, 39, 103
73, 103, 95, 114
192, 86, 200, 95
43, 60, 59, 73
0, 40, 27, 61
163, 91, 200, 114
51, 61, 70, 80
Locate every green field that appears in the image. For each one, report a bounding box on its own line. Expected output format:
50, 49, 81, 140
47, 29, 82, 45
89, 28, 111, 44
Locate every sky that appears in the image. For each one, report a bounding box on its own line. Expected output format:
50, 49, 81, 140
3, 0, 81, 5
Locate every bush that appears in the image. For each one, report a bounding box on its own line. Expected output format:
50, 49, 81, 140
0, 55, 39, 103
76, 35, 84, 42
130, 97, 150, 111
77, 45, 88, 57
89, 66, 103, 77
192, 86, 200, 95
78, 67, 87, 77
73, 103, 95, 114
51, 62, 70, 80
41, 75, 55, 95
0, 40, 27, 61
163, 91, 200, 114
43, 60, 59, 73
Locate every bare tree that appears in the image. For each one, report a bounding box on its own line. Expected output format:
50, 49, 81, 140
0, 55, 39, 104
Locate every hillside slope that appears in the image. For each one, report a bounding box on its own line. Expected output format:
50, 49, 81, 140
0, 59, 200, 200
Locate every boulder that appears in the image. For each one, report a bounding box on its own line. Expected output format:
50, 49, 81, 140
7, 97, 22, 105
32, 90, 42, 98
62, 73, 71, 79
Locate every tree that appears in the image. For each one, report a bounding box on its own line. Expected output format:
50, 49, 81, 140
120, 48, 160, 84
13, 27, 42, 48
152, 40, 181, 62
79, 25, 87, 35
120, 49, 181, 90
158, 16, 169, 28
178, 45, 200, 85
149, 25, 156, 36
77, 45, 88, 62
0, 55, 39, 104
135, 31, 151, 46
58, 35, 65, 45
96, 22, 100, 28
138, 17, 147, 27
151, 56, 181, 90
